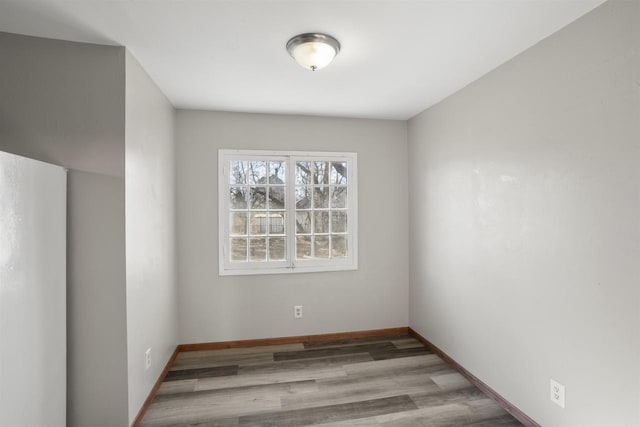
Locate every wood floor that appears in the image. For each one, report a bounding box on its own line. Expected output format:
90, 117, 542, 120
140, 334, 523, 426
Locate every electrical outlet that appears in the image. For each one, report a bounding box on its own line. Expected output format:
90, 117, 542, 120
550, 379, 565, 408
294, 305, 302, 319
145, 348, 152, 370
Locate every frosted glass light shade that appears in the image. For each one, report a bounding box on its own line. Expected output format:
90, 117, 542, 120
286, 33, 340, 71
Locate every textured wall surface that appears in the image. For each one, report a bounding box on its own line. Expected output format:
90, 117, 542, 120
408, 1, 640, 425
0, 152, 67, 426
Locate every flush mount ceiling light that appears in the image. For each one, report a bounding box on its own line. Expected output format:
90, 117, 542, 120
286, 33, 341, 71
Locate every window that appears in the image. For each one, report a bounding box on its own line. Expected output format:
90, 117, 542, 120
219, 150, 357, 275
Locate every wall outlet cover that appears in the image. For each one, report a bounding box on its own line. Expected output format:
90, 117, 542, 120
550, 379, 565, 408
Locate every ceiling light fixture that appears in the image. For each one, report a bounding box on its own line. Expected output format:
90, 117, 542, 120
286, 33, 340, 71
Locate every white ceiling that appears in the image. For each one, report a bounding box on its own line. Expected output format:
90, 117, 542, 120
0, 0, 605, 120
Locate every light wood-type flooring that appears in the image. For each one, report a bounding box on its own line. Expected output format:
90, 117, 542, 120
140, 334, 523, 426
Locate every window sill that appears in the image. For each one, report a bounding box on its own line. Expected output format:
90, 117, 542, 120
219, 263, 358, 276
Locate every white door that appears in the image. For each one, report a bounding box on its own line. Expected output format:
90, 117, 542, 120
0, 151, 66, 426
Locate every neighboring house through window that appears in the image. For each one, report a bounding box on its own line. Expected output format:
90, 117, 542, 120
219, 149, 358, 275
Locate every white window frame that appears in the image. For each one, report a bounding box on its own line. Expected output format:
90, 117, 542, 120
219, 149, 358, 276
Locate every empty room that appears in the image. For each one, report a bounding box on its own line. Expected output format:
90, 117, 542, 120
0, 0, 638, 426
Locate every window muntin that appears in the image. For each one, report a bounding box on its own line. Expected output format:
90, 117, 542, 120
219, 150, 357, 275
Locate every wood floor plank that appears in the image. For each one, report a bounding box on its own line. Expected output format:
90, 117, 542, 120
237, 352, 373, 375
316, 366, 446, 390
176, 343, 304, 359
462, 414, 525, 426
302, 334, 409, 349
281, 380, 437, 411
194, 367, 346, 392
172, 419, 239, 427
153, 380, 317, 407
273, 342, 396, 361
343, 353, 443, 375
431, 372, 474, 391
329, 364, 455, 387
142, 381, 315, 425
238, 395, 418, 427
377, 402, 486, 427
378, 398, 514, 427
370, 345, 432, 360
314, 402, 517, 427
313, 416, 382, 426
409, 386, 487, 408
282, 364, 451, 411
165, 365, 239, 382
379, 403, 474, 427
170, 353, 273, 371
141, 397, 274, 427
391, 338, 425, 349
465, 398, 515, 422
156, 379, 197, 395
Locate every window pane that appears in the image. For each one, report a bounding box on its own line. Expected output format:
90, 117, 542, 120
230, 187, 247, 209
331, 187, 347, 208
331, 162, 347, 184
248, 161, 267, 184
268, 186, 285, 209
314, 161, 330, 184
249, 213, 268, 235
231, 238, 247, 261
269, 237, 285, 261
296, 236, 311, 259
230, 161, 248, 184
250, 186, 266, 209
331, 211, 347, 233
269, 212, 285, 235
313, 186, 329, 209
296, 186, 311, 209
332, 236, 348, 258
230, 212, 247, 235
296, 161, 312, 185
249, 238, 267, 261
269, 161, 286, 184
314, 236, 330, 258
295, 212, 312, 234
314, 211, 329, 233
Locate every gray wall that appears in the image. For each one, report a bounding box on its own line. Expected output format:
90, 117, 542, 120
0, 32, 125, 176
176, 111, 409, 344
125, 52, 178, 424
67, 171, 128, 426
407, 1, 640, 426
0, 32, 129, 426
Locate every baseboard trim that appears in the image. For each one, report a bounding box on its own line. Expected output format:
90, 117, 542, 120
131, 346, 180, 427
408, 327, 540, 427
178, 327, 409, 352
